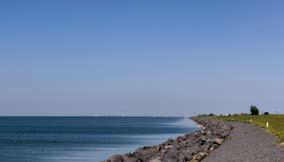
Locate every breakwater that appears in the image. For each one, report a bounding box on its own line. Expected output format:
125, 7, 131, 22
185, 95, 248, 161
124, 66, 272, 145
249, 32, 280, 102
104, 117, 233, 162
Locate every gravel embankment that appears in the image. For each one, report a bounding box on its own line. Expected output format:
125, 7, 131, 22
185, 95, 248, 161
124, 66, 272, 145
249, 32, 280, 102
202, 121, 284, 162
104, 117, 232, 162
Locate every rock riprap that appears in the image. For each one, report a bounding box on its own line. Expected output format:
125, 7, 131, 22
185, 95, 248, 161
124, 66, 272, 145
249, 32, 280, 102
104, 117, 233, 162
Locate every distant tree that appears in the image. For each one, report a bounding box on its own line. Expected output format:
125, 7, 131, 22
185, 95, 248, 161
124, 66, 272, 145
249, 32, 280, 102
208, 113, 215, 117
250, 105, 259, 115
264, 112, 269, 115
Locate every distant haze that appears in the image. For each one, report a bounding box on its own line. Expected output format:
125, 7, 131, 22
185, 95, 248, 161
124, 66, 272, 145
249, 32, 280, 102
0, 1, 284, 116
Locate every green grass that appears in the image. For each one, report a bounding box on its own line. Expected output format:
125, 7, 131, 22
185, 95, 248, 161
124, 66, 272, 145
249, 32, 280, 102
216, 114, 284, 143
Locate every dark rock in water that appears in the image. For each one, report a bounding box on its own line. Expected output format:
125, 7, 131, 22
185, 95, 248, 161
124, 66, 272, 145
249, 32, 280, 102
167, 138, 174, 143
104, 117, 232, 162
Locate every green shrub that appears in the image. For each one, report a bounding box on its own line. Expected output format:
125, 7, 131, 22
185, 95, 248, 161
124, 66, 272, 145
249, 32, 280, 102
264, 112, 269, 115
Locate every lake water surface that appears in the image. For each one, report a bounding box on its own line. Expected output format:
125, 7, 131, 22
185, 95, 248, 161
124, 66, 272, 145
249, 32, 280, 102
0, 117, 197, 162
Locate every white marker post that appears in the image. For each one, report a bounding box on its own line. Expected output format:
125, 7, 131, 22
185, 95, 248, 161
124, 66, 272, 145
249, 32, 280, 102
266, 122, 269, 128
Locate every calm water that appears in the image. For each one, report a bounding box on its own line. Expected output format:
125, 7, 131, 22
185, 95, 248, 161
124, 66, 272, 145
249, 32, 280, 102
0, 117, 197, 162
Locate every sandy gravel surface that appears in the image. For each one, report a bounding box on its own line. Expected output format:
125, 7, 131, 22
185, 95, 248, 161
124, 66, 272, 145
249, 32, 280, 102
202, 121, 284, 162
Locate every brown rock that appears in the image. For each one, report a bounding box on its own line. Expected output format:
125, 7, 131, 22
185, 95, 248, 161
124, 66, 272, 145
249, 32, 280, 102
149, 157, 161, 162
107, 154, 124, 162
214, 138, 224, 145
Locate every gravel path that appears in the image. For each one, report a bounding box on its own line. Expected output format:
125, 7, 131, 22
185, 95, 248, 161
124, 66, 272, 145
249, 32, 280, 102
202, 121, 284, 162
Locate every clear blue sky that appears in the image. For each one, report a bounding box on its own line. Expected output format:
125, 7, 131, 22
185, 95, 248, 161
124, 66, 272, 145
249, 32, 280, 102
1, 1, 284, 116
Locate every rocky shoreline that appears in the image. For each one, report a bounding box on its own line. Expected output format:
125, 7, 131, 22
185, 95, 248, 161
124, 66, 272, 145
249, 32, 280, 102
104, 117, 233, 162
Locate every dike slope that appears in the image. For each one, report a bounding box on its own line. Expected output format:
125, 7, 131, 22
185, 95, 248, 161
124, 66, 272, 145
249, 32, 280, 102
104, 117, 232, 162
